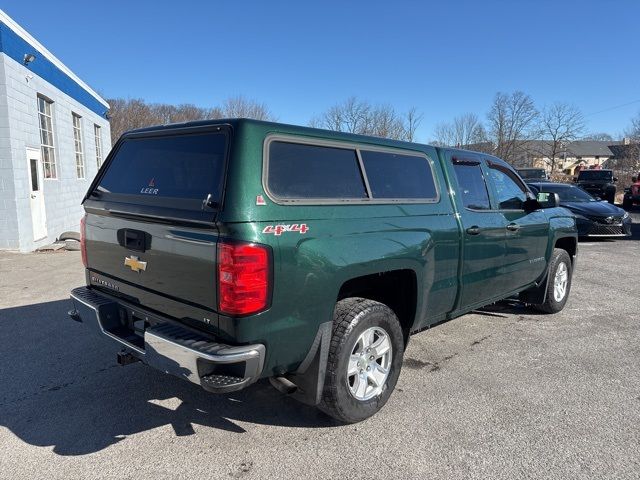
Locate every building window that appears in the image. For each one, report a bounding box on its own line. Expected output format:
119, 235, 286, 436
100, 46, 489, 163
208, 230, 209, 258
37, 96, 57, 179
72, 113, 85, 179
94, 124, 103, 168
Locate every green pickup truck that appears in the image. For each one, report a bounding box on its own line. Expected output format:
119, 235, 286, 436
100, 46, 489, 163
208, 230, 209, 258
69, 119, 577, 423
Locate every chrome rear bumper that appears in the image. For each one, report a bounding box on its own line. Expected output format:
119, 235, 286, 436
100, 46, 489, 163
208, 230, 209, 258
69, 286, 265, 393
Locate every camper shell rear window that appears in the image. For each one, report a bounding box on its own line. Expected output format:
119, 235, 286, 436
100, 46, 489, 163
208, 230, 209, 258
93, 128, 228, 211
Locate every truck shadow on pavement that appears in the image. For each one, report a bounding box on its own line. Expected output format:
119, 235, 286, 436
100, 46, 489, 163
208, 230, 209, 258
474, 299, 546, 318
0, 299, 338, 456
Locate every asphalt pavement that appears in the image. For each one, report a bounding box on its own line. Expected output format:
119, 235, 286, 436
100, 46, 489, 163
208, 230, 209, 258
1, 212, 639, 479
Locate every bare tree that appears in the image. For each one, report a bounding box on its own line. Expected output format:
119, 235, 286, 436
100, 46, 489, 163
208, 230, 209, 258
220, 96, 275, 121
107, 98, 159, 144
603, 112, 640, 185
582, 132, 614, 142
107, 96, 273, 144
538, 102, 585, 172
616, 112, 640, 178
107, 99, 214, 144
487, 91, 539, 165
433, 113, 487, 148
369, 104, 407, 139
628, 111, 640, 140
153, 103, 217, 124
403, 107, 423, 142
311, 97, 371, 134
432, 122, 456, 147
171, 104, 212, 123
310, 97, 422, 141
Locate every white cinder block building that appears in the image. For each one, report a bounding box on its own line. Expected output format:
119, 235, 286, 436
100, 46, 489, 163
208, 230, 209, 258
0, 10, 111, 252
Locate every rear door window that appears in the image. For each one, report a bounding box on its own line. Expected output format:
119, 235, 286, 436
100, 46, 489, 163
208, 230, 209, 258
267, 141, 367, 199
360, 150, 437, 199
451, 159, 491, 210
486, 163, 528, 210
96, 131, 227, 209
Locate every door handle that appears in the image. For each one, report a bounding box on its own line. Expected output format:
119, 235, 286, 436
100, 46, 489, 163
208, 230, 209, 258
466, 226, 481, 235
30, 194, 36, 199
506, 223, 520, 232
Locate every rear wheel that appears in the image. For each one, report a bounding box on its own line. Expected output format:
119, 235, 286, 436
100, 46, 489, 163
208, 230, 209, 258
533, 248, 572, 314
320, 298, 404, 423
623, 196, 632, 210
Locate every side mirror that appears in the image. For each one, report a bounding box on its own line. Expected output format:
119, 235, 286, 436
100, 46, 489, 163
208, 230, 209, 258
632, 176, 638, 183
613, 177, 618, 182
535, 192, 559, 209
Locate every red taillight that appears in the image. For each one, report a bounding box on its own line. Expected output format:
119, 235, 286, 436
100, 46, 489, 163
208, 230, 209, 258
80, 215, 87, 267
217, 241, 271, 316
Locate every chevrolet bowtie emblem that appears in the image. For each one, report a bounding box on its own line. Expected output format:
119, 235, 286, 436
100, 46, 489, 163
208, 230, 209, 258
124, 255, 147, 273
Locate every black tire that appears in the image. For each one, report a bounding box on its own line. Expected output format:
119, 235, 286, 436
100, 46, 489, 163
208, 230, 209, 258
320, 298, 404, 423
533, 248, 572, 314
58, 231, 80, 242
623, 196, 632, 211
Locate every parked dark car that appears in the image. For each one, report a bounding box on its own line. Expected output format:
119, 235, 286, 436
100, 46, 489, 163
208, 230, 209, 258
518, 168, 549, 182
530, 182, 631, 238
575, 169, 617, 204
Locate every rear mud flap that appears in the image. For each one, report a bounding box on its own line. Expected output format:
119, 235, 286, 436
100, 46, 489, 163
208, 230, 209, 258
285, 321, 332, 406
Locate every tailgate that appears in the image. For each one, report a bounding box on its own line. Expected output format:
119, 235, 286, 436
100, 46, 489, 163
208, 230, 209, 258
85, 213, 218, 311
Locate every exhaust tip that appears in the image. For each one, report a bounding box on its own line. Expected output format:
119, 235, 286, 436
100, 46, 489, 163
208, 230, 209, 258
68, 309, 82, 323
269, 376, 298, 395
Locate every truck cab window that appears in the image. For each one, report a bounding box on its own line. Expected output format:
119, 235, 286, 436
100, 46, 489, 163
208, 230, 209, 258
487, 165, 527, 210
451, 160, 491, 210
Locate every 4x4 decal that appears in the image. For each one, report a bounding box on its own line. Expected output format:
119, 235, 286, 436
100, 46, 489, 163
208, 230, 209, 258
262, 224, 309, 236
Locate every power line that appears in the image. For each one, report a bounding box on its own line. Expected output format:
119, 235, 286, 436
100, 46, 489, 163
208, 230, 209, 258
586, 99, 640, 117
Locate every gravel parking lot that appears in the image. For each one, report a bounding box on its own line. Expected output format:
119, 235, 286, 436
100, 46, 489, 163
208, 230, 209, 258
1, 212, 639, 480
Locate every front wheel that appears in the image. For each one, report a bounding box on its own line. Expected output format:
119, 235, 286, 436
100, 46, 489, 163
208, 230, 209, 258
533, 248, 572, 314
320, 298, 404, 423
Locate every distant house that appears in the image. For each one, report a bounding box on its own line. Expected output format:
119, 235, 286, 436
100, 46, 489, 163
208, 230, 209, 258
525, 140, 622, 175
603, 140, 640, 174
457, 138, 634, 175
0, 10, 111, 252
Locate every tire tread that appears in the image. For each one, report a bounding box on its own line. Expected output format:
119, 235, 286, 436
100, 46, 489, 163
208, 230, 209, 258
533, 248, 572, 314
320, 298, 399, 422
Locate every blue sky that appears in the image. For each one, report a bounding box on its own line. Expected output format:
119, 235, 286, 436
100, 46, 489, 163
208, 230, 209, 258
3, 0, 640, 141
